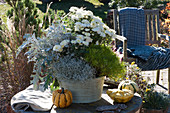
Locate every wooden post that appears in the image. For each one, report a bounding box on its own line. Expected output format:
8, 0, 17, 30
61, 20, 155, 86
156, 69, 160, 84
123, 39, 127, 62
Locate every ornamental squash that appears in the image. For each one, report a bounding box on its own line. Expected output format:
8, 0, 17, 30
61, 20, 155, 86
118, 80, 139, 93
52, 88, 72, 108
106, 89, 134, 103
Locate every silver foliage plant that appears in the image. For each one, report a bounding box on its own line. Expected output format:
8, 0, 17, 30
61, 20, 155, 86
16, 20, 74, 89
53, 55, 96, 81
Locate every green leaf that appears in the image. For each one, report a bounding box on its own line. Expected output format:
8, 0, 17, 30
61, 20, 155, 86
50, 78, 59, 92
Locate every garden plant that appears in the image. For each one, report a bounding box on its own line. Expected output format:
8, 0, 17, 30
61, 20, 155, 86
16, 6, 125, 90
142, 84, 170, 112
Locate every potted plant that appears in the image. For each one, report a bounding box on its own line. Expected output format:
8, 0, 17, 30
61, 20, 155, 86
16, 7, 125, 103
141, 84, 170, 113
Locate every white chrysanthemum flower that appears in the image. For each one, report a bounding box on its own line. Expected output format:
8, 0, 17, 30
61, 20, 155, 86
84, 10, 93, 17
82, 41, 89, 46
75, 26, 80, 31
85, 28, 90, 32
85, 37, 93, 43
81, 24, 87, 28
84, 15, 89, 19
110, 29, 116, 34
103, 24, 110, 30
71, 40, 77, 44
91, 21, 97, 28
71, 15, 78, 20
76, 9, 84, 19
105, 30, 112, 36
75, 22, 82, 26
93, 16, 102, 24
92, 27, 100, 32
86, 24, 90, 27
82, 31, 86, 34
82, 20, 90, 27
76, 35, 84, 40
69, 6, 79, 12
60, 40, 70, 48
53, 45, 62, 52
75, 22, 82, 31
100, 25, 104, 32
80, 27, 84, 30
84, 32, 90, 37
82, 23, 90, 27
76, 38, 82, 44
82, 19, 90, 24
97, 30, 101, 34
100, 32, 106, 37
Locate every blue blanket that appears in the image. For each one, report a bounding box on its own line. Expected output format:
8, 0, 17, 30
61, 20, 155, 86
128, 46, 170, 70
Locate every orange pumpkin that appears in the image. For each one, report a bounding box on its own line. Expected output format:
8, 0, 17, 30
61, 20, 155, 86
52, 88, 72, 108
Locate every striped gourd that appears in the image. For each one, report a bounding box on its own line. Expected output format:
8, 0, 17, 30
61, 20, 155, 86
118, 80, 139, 93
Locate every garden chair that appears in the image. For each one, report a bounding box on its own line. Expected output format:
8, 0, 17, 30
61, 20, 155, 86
107, 8, 170, 94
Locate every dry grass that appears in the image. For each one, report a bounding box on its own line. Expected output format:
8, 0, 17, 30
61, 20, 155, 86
0, 55, 34, 113
0, 7, 41, 112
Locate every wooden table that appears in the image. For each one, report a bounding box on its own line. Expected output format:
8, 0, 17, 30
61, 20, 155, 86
51, 87, 142, 113
13, 87, 142, 113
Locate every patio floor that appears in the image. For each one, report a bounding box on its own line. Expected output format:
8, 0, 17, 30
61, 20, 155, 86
141, 69, 169, 94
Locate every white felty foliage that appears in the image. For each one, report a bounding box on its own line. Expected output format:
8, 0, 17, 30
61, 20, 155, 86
54, 55, 96, 81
